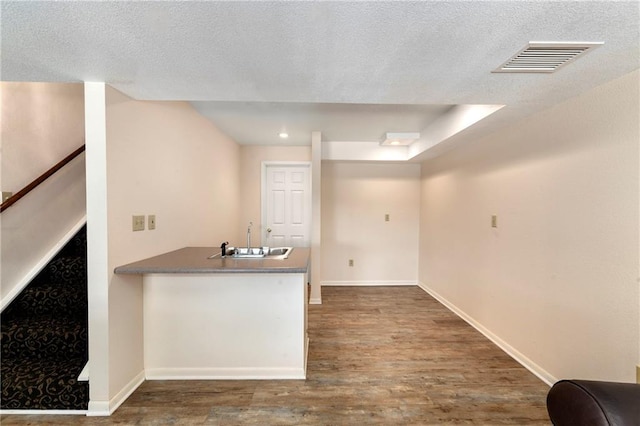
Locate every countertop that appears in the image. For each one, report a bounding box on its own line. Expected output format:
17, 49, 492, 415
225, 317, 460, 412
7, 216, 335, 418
114, 247, 310, 274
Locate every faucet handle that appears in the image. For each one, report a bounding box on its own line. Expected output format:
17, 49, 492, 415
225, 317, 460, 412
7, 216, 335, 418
220, 241, 229, 257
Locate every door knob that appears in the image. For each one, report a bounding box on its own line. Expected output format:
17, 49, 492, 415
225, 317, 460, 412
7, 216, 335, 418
266, 227, 272, 233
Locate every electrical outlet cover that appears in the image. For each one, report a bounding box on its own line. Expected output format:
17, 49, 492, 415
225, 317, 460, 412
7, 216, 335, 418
132, 215, 145, 231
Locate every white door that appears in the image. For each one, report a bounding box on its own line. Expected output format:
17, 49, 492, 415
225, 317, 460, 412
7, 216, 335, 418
262, 163, 311, 247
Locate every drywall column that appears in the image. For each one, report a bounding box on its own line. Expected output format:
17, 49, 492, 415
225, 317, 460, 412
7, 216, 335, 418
310, 131, 322, 304
84, 82, 110, 415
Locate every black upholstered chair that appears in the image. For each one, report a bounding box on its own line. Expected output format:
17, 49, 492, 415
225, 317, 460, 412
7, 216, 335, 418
547, 379, 640, 425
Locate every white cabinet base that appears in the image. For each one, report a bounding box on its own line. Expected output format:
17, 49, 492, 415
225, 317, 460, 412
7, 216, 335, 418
143, 273, 308, 380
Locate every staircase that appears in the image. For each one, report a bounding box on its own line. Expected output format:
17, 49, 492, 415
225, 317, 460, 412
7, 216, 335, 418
1, 226, 89, 410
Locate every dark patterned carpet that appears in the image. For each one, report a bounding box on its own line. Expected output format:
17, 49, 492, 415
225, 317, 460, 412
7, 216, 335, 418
1, 226, 89, 410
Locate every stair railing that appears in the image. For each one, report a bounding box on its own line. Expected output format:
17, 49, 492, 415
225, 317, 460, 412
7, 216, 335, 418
1, 144, 85, 213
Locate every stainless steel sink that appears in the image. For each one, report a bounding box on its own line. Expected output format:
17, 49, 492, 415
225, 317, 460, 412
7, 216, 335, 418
209, 247, 293, 260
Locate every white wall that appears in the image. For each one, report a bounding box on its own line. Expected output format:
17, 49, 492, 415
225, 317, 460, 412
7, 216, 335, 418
85, 85, 241, 412
322, 162, 420, 285
239, 145, 311, 247
311, 132, 322, 303
1, 82, 86, 309
419, 70, 640, 383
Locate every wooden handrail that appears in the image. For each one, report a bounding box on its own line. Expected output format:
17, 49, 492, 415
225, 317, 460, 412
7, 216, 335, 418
0, 145, 86, 213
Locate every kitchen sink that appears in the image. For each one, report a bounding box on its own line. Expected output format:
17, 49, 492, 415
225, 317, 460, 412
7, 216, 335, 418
208, 247, 293, 260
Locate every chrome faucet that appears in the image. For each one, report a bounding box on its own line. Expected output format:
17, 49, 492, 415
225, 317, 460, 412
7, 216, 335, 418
247, 222, 252, 249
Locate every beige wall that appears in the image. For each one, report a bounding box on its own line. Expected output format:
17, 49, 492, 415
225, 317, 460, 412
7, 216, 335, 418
239, 145, 311, 247
1, 82, 85, 191
322, 162, 420, 285
1, 82, 86, 309
104, 87, 240, 399
419, 70, 640, 383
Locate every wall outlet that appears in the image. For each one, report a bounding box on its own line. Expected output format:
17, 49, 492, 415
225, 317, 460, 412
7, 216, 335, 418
2, 192, 13, 203
132, 215, 145, 231
491, 215, 498, 228
148, 215, 156, 230
348, 259, 354, 267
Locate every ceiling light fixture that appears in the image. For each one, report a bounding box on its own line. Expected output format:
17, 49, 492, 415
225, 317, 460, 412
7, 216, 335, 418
279, 132, 289, 139
381, 132, 420, 146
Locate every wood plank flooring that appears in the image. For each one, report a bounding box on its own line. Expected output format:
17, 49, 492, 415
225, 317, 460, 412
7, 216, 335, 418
1, 286, 551, 425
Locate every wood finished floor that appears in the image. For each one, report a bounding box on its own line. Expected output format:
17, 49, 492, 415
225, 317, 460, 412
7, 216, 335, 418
1, 286, 551, 425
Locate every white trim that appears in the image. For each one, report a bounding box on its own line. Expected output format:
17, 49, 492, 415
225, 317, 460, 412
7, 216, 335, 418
0, 216, 87, 312
309, 297, 322, 305
322, 280, 417, 287
145, 367, 306, 380
87, 370, 145, 416
78, 361, 89, 382
417, 281, 555, 387
304, 337, 310, 374
109, 370, 145, 415
87, 401, 109, 416
0, 409, 87, 416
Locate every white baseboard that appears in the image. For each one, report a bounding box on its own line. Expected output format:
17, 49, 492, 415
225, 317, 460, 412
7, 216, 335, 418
87, 401, 110, 416
309, 297, 322, 304
87, 370, 145, 416
0, 409, 87, 416
77, 361, 89, 382
145, 367, 306, 380
110, 370, 145, 414
1, 216, 87, 312
322, 280, 417, 287
304, 337, 309, 375
417, 281, 556, 387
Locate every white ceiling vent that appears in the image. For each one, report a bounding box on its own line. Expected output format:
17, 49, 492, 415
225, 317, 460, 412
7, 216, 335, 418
493, 42, 604, 73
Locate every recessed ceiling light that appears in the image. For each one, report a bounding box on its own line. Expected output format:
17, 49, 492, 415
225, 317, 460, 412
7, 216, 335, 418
279, 132, 289, 139
381, 132, 420, 146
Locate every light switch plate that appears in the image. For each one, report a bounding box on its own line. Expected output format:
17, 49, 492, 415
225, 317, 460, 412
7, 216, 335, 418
148, 215, 156, 230
132, 215, 145, 231
491, 215, 498, 228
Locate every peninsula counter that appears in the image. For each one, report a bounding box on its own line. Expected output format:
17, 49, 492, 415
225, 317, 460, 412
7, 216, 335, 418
115, 247, 310, 380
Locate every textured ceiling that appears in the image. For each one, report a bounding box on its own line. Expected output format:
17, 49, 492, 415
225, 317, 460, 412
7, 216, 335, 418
2, 1, 639, 158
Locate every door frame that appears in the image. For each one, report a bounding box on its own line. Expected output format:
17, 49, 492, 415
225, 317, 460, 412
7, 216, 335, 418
261, 161, 312, 246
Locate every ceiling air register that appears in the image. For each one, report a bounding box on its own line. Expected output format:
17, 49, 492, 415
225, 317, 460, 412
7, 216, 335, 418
493, 42, 603, 73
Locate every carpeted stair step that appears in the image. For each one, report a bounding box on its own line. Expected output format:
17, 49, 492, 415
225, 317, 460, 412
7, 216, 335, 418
0, 225, 89, 410
0, 357, 88, 410
1, 316, 88, 361
2, 281, 87, 319
56, 229, 86, 260
32, 256, 87, 288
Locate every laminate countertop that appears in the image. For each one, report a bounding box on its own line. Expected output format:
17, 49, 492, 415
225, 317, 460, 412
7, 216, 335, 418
114, 247, 310, 274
